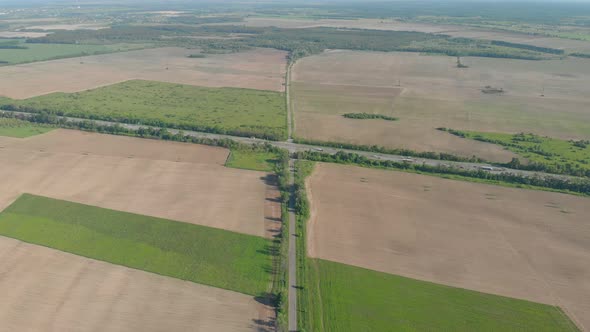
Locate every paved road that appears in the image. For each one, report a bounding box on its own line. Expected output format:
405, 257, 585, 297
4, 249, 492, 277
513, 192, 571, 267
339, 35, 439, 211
0, 109, 578, 182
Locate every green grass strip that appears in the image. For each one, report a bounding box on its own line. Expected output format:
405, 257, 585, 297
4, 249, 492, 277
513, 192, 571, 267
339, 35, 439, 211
225, 149, 279, 172
0, 194, 273, 296
305, 258, 579, 332
0, 118, 53, 138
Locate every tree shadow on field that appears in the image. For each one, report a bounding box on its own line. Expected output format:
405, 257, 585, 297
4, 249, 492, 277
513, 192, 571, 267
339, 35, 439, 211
252, 318, 275, 332
252, 292, 278, 332
260, 174, 278, 186
257, 244, 279, 257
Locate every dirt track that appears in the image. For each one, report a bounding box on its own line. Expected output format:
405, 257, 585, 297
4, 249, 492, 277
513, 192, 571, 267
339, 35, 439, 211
307, 163, 590, 330
0, 129, 274, 238
0, 47, 287, 99
0, 236, 270, 332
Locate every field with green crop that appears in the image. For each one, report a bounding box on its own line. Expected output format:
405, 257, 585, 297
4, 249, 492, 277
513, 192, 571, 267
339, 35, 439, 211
226, 149, 279, 172
1, 80, 287, 140
0, 194, 273, 296
0, 39, 146, 65
303, 258, 578, 332
445, 130, 590, 177
0, 117, 53, 137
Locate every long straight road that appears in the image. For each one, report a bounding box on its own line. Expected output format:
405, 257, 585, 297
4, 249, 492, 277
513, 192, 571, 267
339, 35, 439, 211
0, 109, 578, 183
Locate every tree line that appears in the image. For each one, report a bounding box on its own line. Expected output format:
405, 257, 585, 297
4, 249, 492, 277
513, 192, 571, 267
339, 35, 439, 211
342, 113, 398, 121
296, 150, 590, 196
0, 105, 286, 141
293, 137, 485, 163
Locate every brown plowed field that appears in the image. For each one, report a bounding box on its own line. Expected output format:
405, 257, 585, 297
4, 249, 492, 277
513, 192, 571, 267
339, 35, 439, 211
0, 129, 274, 238
0, 47, 287, 99
0, 236, 270, 332
307, 163, 590, 330
292, 51, 590, 161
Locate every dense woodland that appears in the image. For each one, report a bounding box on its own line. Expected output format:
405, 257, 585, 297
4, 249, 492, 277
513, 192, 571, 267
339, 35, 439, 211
25, 24, 562, 61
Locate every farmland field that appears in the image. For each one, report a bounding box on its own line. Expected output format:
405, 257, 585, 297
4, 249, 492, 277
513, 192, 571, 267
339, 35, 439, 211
0, 129, 278, 238
306, 163, 590, 330
2, 79, 287, 139
0, 39, 145, 65
292, 50, 590, 161
0, 117, 53, 137
0, 236, 269, 332
0, 47, 287, 99
303, 258, 577, 332
0, 194, 272, 295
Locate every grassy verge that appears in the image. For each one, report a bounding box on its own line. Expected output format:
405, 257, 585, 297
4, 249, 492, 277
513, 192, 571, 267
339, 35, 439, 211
1, 79, 287, 140
293, 160, 316, 331
0, 194, 272, 296
226, 148, 280, 172
440, 129, 590, 177
306, 259, 579, 332
0, 117, 53, 137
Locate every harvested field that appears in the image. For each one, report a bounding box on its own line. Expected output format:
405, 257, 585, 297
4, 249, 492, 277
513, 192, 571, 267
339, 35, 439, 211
0, 129, 275, 238
307, 163, 590, 330
0, 47, 287, 99
292, 50, 590, 160
0, 236, 270, 332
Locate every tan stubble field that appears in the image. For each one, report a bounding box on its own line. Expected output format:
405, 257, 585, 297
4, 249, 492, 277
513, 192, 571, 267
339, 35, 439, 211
0, 47, 287, 99
307, 163, 590, 330
292, 50, 590, 161
0, 129, 278, 238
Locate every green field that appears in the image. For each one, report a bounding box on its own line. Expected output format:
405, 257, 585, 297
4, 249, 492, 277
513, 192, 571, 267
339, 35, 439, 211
303, 259, 578, 332
444, 130, 590, 177
0, 117, 53, 137
226, 149, 279, 172
1, 80, 287, 140
0, 194, 272, 296
0, 40, 146, 65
